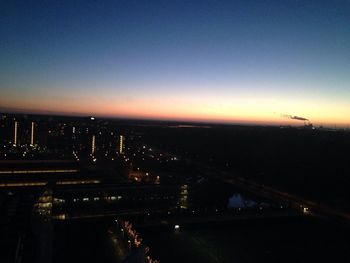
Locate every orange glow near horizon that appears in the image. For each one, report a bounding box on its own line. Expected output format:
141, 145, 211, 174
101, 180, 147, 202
1, 92, 350, 127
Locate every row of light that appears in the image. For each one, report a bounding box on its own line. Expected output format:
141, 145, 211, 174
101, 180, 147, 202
0, 169, 78, 174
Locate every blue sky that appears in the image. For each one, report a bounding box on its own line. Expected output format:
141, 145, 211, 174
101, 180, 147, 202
1, 0, 350, 125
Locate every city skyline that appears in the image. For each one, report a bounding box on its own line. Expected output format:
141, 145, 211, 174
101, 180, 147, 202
1, 1, 350, 126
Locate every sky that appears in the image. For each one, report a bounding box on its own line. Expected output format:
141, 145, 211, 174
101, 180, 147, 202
1, 0, 350, 126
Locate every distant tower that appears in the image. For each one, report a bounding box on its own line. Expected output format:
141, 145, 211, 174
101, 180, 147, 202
119, 135, 124, 154
30, 121, 35, 146
91, 135, 96, 156
13, 120, 18, 147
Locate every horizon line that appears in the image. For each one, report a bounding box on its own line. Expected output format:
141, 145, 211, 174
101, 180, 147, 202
0, 107, 346, 129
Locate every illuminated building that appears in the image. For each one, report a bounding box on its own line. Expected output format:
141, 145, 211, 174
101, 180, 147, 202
30, 121, 35, 146
119, 135, 124, 154
0, 169, 78, 174
179, 184, 188, 209
13, 120, 18, 146
91, 134, 96, 155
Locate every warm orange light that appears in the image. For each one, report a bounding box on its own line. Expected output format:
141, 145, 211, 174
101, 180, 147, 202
2, 89, 350, 127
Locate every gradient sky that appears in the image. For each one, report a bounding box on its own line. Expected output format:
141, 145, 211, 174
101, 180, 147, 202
1, 0, 350, 126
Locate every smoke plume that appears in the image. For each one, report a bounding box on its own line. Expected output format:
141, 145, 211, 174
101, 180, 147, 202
281, 114, 309, 122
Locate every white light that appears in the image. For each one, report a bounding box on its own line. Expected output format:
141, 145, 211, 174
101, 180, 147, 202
174, 225, 180, 230
91, 135, 96, 155
119, 135, 124, 154
31, 122, 35, 146
13, 121, 18, 146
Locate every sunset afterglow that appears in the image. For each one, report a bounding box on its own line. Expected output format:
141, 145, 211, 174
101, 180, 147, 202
1, 1, 350, 126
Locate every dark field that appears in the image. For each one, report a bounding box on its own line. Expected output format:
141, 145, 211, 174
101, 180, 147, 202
52, 216, 350, 263
53, 220, 121, 263
139, 217, 350, 263
140, 125, 350, 211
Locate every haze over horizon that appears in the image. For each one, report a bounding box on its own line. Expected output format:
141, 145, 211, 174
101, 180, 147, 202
1, 0, 350, 126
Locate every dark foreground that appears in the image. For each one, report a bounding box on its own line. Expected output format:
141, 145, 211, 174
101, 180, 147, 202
53, 216, 350, 263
